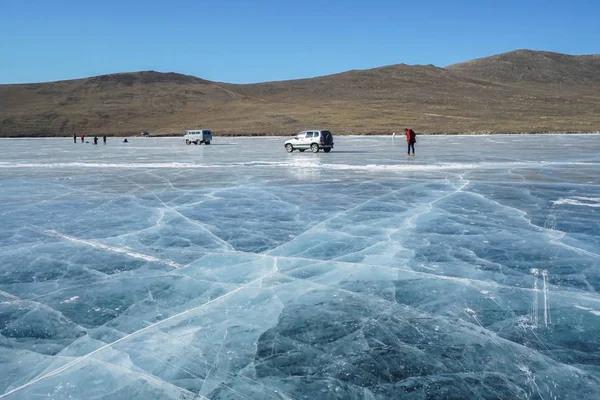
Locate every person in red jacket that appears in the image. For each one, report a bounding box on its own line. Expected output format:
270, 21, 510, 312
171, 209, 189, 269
405, 128, 416, 156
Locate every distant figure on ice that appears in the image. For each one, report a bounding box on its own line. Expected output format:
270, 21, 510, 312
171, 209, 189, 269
405, 128, 416, 156
80, 135, 84, 143
103, 135, 107, 144
73, 134, 77, 143
93, 136, 98, 145
123, 138, 129, 143
392, 132, 396, 139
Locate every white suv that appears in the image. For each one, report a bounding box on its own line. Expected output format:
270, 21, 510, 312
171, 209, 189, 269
284, 130, 334, 153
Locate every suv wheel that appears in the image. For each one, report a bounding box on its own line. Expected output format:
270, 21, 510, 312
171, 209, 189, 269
323, 148, 331, 153
285, 144, 294, 153
311, 143, 319, 153
186, 139, 191, 145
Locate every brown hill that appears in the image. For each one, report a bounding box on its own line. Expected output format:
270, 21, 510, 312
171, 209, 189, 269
446, 49, 600, 84
1, 50, 599, 136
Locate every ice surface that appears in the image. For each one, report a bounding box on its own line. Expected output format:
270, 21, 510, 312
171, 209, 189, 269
0, 134, 599, 399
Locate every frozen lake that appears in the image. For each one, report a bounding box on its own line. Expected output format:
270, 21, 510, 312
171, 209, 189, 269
1, 134, 599, 399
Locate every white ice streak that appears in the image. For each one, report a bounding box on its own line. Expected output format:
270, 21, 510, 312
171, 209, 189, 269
59, 296, 79, 304
0, 160, 589, 172
552, 196, 600, 208
574, 305, 600, 316
542, 270, 551, 327
530, 269, 551, 328
531, 269, 539, 326
29, 226, 184, 269
0, 161, 296, 169
0, 290, 21, 301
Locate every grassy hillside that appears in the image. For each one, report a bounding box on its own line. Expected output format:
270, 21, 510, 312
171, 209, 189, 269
1, 50, 599, 136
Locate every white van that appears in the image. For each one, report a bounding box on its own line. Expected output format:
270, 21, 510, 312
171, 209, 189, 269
184, 129, 212, 145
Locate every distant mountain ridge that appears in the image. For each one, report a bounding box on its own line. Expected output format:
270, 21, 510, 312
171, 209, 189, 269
1, 49, 599, 136
87, 71, 210, 86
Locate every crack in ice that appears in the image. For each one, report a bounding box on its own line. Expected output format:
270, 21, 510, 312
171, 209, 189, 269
28, 226, 184, 269
0, 262, 279, 399
0, 290, 21, 301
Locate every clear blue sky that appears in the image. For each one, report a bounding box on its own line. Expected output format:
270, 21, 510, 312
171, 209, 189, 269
1, 0, 599, 84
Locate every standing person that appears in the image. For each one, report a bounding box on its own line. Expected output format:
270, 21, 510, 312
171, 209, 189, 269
73, 133, 77, 143
103, 135, 107, 145
405, 128, 416, 156
81, 135, 84, 143
392, 132, 396, 139
93, 136, 98, 145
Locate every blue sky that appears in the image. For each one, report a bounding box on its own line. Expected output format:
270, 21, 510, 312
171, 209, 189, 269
1, 0, 599, 84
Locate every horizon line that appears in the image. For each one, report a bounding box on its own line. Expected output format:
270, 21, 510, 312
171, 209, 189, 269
2, 48, 598, 86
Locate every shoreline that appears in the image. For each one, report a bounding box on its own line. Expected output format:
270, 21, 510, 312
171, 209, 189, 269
1, 131, 599, 138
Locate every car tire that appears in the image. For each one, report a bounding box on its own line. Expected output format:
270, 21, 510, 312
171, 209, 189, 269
285, 144, 294, 153
323, 148, 331, 153
311, 143, 319, 153
205, 141, 210, 145
186, 140, 191, 145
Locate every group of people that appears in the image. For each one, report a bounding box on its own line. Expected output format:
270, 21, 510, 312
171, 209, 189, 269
74, 134, 107, 145
392, 128, 417, 156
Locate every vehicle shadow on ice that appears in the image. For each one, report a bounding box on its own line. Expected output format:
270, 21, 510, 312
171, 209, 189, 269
327, 150, 370, 154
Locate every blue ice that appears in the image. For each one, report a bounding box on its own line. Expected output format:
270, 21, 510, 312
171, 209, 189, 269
0, 134, 599, 399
